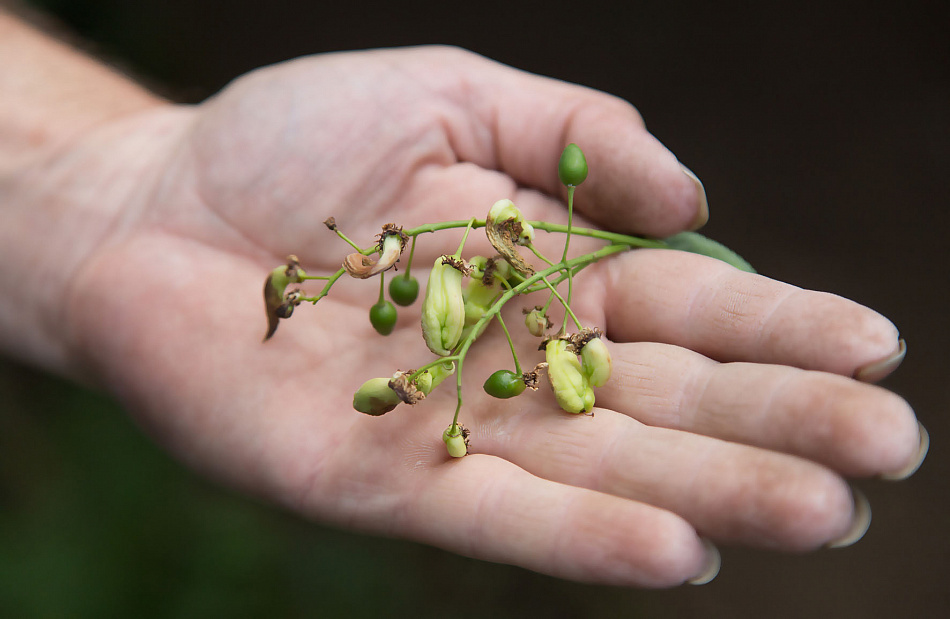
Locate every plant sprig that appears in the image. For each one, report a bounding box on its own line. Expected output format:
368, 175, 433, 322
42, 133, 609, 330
262, 144, 754, 457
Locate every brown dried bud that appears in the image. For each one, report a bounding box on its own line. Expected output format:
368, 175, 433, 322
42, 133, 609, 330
263, 256, 306, 341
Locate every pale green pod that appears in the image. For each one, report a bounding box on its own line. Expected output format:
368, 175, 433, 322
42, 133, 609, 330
421, 256, 466, 356
352, 377, 402, 415
524, 308, 550, 337
463, 277, 500, 326
581, 337, 612, 387
413, 370, 433, 395
545, 339, 594, 414
418, 361, 456, 396
442, 424, 468, 458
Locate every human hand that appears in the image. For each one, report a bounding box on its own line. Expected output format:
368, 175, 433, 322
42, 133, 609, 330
60, 47, 923, 586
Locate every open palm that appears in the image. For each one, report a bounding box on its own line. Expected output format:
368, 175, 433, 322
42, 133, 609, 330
65, 47, 920, 586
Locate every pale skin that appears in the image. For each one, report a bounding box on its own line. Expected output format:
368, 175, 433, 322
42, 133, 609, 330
0, 12, 922, 587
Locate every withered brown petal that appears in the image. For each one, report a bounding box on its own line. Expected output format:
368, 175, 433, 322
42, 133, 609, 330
486, 221, 535, 277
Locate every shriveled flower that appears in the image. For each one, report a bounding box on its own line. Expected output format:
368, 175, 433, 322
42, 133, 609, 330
343, 224, 409, 279
545, 338, 595, 414
263, 255, 306, 341
486, 199, 535, 277
421, 256, 467, 356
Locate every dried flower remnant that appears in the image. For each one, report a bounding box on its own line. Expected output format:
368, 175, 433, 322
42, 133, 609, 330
486, 199, 536, 277
263, 255, 306, 341
343, 224, 409, 279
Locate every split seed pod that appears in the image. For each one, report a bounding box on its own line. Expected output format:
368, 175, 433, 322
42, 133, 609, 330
545, 339, 595, 414
580, 335, 612, 387
421, 256, 467, 356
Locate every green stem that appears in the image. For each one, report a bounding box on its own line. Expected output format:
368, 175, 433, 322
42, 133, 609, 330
527, 243, 555, 266
334, 228, 366, 252
561, 186, 576, 331
405, 218, 667, 251
408, 356, 460, 382
560, 186, 576, 263
403, 234, 418, 276
529, 221, 668, 249
297, 267, 348, 304
405, 219, 486, 237
453, 217, 477, 258
538, 276, 583, 331
452, 356, 465, 428
495, 312, 522, 374
377, 269, 386, 303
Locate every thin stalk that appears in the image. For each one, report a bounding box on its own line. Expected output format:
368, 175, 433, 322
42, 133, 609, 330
298, 267, 348, 303
333, 228, 366, 252
408, 356, 459, 383
538, 276, 583, 331
405, 218, 667, 250
402, 234, 418, 276
561, 186, 576, 332
495, 312, 522, 374
527, 243, 555, 266
451, 356, 465, 428
453, 217, 477, 258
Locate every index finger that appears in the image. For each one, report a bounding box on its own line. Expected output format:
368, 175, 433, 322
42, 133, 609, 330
427, 48, 707, 237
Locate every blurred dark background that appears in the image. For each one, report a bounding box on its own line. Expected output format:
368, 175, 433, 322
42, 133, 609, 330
1, 0, 948, 617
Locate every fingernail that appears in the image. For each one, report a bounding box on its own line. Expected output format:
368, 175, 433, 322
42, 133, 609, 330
680, 164, 709, 231
854, 338, 907, 383
881, 421, 929, 481
687, 538, 721, 585
827, 486, 872, 549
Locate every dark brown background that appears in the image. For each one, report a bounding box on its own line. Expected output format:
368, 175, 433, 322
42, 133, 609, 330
2, 0, 948, 617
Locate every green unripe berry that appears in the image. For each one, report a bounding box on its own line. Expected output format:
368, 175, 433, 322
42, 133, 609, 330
369, 300, 398, 335
388, 273, 420, 306
483, 369, 527, 399
558, 143, 588, 187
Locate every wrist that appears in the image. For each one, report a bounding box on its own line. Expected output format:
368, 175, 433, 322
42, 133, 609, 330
0, 11, 192, 377
0, 11, 163, 169
0, 103, 192, 378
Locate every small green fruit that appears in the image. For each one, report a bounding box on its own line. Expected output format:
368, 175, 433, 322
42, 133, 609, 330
442, 424, 468, 458
558, 143, 589, 187
353, 377, 402, 415
580, 336, 612, 387
369, 300, 398, 335
389, 273, 420, 306
483, 369, 527, 399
